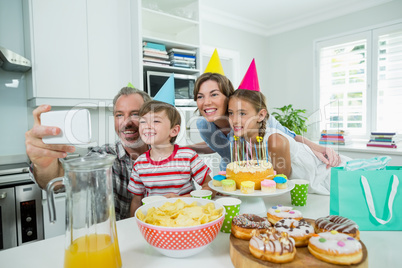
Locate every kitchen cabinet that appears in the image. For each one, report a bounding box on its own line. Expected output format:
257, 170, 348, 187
23, 0, 132, 107
42, 191, 66, 239
131, 0, 202, 89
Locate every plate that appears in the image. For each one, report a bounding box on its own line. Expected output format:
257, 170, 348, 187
208, 180, 295, 197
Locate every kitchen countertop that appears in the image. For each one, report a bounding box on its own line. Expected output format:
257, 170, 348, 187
0, 193, 400, 268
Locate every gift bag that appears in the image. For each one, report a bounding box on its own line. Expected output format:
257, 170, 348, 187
330, 166, 402, 231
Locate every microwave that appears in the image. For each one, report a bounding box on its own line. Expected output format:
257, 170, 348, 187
145, 71, 197, 107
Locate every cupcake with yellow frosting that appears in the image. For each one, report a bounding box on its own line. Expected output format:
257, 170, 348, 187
240, 181, 255, 194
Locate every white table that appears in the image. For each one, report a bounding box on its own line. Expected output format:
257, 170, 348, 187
0, 194, 400, 267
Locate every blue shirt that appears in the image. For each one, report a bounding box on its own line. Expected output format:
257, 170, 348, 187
196, 116, 296, 171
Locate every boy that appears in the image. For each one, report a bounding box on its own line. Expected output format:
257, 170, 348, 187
128, 100, 214, 216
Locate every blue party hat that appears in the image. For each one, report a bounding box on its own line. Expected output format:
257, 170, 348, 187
153, 74, 175, 106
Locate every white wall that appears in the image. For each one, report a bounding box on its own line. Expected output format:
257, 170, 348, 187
264, 0, 402, 139
201, 21, 268, 90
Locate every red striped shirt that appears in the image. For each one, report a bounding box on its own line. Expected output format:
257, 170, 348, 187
128, 145, 211, 196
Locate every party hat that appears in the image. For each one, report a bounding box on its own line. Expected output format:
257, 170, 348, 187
127, 82, 135, 88
153, 74, 175, 106
204, 49, 225, 75
237, 59, 260, 91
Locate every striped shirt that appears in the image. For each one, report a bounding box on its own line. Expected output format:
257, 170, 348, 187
88, 141, 135, 221
128, 144, 211, 196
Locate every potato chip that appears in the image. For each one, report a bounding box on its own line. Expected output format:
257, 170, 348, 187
137, 199, 223, 227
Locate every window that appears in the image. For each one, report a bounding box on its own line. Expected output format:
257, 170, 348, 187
316, 22, 402, 137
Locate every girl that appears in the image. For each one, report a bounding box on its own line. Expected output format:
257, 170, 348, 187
189, 72, 299, 171
189, 72, 341, 172
227, 89, 349, 195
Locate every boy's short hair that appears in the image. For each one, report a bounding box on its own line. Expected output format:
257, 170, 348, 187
139, 100, 181, 143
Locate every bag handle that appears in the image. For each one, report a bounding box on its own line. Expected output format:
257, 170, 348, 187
361, 175, 399, 225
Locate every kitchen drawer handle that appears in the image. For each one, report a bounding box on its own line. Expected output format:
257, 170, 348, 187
0, 192, 7, 199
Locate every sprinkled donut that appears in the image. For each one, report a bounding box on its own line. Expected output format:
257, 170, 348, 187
267, 205, 302, 224
308, 231, 363, 265
231, 214, 271, 240
249, 227, 296, 263
315, 215, 360, 240
274, 218, 314, 247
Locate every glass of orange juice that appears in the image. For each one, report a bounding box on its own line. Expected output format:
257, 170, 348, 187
47, 154, 122, 268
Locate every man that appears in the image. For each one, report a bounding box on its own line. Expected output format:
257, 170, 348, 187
25, 87, 151, 220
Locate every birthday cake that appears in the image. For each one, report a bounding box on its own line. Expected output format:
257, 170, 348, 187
226, 160, 275, 190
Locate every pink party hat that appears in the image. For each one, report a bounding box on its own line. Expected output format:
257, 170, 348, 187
237, 59, 260, 91
153, 74, 175, 106
204, 49, 225, 75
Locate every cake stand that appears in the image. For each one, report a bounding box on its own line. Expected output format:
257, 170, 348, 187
209, 180, 295, 217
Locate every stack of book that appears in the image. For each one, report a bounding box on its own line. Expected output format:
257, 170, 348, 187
143, 41, 170, 66
367, 132, 399, 148
168, 48, 196, 69
319, 130, 350, 145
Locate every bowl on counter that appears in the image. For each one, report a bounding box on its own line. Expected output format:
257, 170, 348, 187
135, 197, 225, 258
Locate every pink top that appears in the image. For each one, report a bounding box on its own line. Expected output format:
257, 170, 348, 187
218, 171, 226, 175
261, 179, 276, 187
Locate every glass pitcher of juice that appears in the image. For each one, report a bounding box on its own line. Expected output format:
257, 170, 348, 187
47, 153, 122, 268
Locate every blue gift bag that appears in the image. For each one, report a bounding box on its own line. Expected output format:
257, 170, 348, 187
330, 166, 401, 231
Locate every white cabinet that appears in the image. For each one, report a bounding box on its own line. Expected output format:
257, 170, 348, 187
23, 0, 132, 106
42, 191, 66, 239
86, 0, 132, 100
132, 0, 202, 89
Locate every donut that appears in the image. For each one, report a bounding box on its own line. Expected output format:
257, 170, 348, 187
249, 227, 296, 263
231, 214, 271, 240
274, 218, 314, 247
315, 215, 360, 240
308, 231, 363, 265
266, 205, 302, 224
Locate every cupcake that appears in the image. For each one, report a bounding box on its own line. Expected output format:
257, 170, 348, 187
274, 174, 288, 189
261, 179, 276, 193
212, 174, 226, 187
222, 179, 236, 192
241, 181, 255, 194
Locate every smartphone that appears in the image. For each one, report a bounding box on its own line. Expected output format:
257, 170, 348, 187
41, 109, 92, 144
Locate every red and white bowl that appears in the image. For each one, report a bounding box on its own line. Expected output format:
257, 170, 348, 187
135, 197, 225, 258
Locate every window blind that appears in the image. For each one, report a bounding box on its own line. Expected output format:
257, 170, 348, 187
376, 30, 402, 133
319, 39, 367, 134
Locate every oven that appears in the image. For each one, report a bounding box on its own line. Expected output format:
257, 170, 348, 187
0, 163, 43, 250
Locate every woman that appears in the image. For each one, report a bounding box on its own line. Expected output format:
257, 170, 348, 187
227, 89, 349, 194
188, 72, 338, 171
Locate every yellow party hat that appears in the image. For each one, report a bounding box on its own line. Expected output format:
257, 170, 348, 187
204, 49, 225, 75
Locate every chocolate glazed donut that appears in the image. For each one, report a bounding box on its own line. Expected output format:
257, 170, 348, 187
231, 214, 271, 240
315, 215, 360, 240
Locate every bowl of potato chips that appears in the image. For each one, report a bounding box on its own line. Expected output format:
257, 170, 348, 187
135, 197, 225, 258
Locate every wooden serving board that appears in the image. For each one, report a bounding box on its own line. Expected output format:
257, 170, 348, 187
229, 219, 368, 268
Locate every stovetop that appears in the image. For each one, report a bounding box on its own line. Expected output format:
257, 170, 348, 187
0, 162, 30, 176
